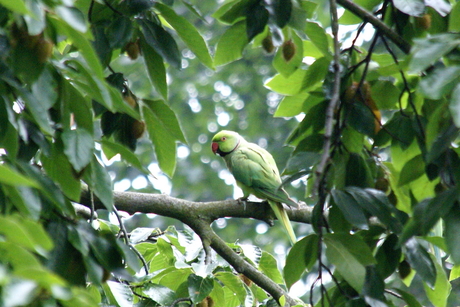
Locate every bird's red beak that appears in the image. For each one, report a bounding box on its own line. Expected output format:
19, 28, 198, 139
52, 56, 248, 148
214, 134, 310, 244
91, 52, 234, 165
211, 142, 219, 154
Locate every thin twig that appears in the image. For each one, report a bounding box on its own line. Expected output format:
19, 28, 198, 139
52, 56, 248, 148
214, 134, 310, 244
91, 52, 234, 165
314, 0, 342, 196
336, 0, 411, 54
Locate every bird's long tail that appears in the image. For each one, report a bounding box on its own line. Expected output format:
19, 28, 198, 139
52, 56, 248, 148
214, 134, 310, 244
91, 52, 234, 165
268, 200, 296, 244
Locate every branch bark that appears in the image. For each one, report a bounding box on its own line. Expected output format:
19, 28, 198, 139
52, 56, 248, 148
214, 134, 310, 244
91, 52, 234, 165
79, 188, 311, 306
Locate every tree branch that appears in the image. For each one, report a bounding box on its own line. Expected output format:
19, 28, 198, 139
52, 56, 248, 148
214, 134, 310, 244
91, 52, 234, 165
79, 188, 311, 306
336, 0, 411, 54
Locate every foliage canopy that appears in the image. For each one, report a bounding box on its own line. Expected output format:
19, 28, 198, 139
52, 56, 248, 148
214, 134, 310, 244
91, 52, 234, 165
1, 0, 460, 306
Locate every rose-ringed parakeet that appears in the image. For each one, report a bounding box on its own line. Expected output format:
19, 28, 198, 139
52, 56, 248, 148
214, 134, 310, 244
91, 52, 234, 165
211, 130, 298, 244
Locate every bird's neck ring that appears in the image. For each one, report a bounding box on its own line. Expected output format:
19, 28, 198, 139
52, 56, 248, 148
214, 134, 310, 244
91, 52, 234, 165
217, 138, 240, 157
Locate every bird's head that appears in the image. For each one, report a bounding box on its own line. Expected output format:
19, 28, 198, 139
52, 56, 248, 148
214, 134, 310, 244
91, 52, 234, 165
211, 130, 241, 156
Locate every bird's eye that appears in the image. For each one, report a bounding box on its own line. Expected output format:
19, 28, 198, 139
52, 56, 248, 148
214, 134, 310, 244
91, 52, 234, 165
221, 137, 226, 141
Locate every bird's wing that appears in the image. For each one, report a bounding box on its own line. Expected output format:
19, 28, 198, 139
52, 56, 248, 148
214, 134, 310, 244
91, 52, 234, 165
230, 143, 298, 207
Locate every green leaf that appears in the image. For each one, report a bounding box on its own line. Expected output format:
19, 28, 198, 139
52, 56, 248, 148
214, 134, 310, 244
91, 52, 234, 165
107, 280, 134, 307
449, 83, 460, 128
363, 266, 386, 306
265, 68, 307, 95
246, 2, 268, 42
56, 6, 87, 33
214, 20, 249, 66
449, 3, 460, 32
215, 272, 247, 304
49, 17, 104, 80
398, 154, 425, 186
83, 155, 113, 211
273, 0, 292, 28
418, 65, 460, 99
444, 205, 460, 264
188, 274, 214, 303
101, 140, 150, 175
423, 254, 451, 307
409, 34, 460, 73
450, 265, 460, 281
371, 80, 400, 109
305, 21, 330, 58
0, 242, 41, 270
41, 144, 81, 201
140, 35, 168, 99
154, 3, 214, 69
0, 164, 39, 188
0, 0, 28, 14
404, 238, 436, 288
213, 0, 250, 24
284, 234, 319, 289
273, 31, 303, 78
274, 91, 308, 117
301, 57, 331, 91
393, 0, 425, 16
259, 251, 283, 284
138, 18, 181, 70
331, 189, 369, 229
375, 234, 401, 279
142, 100, 186, 177
143, 283, 177, 305
62, 129, 94, 172
324, 233, 376, 291
347, 187, 403, 233
0, 216, 40, 252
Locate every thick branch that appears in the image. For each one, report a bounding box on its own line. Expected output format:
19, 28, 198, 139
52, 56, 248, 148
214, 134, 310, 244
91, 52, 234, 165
79, 189, 311, 306
336, 0, 411, 54
80, 188, 313, 225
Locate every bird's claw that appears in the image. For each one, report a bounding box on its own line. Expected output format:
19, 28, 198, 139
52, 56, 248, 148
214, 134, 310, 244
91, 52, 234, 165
236, 197, 248, 210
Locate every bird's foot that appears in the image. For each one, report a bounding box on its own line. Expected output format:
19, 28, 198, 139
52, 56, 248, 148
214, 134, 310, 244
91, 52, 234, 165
236, 197, 248, 210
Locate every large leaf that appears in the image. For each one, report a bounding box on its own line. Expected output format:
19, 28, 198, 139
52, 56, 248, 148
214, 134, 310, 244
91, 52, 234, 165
324, 233, 376, 292
404, 238, 436, 288
214, 20, 249, 66
214, 272, 248, 305
449, 83, 460, 128
41, 143, 81, 201
393, 0, 425, 16
398, 154, 425, 186
418, 65, 460, 100
0, 164, 39, 188
305, 21, 330, 58
154, 3, 214, 69
444, 205, 460, 264
331, 189, 369, 230
272, 0, 292, 28
140, 36, 168, 99
246, 2, 268, 42
273, 31, 303, 78
423, 255, 451, 307
284, 234, 318, 289
143, 283, 177, 305
409, 34, 460, 73
259, 251, 283, 284
62, 128, 94, 172
83, 155, 113, 211
138, 18, 181, 70
188, 274, 214, 303
143, 100, 186, 177
0, 0, 28, 14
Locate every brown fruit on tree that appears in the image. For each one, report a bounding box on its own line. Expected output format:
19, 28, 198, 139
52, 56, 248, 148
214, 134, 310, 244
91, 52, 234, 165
282, 39, 296, 62
262, 34, 275, 54
125, 40, 140, 60
36, 37, 54, 63
131, 120, 145, 139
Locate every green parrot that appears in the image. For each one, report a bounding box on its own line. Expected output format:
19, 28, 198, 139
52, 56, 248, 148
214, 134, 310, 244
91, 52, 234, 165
211, 130, 298, 244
